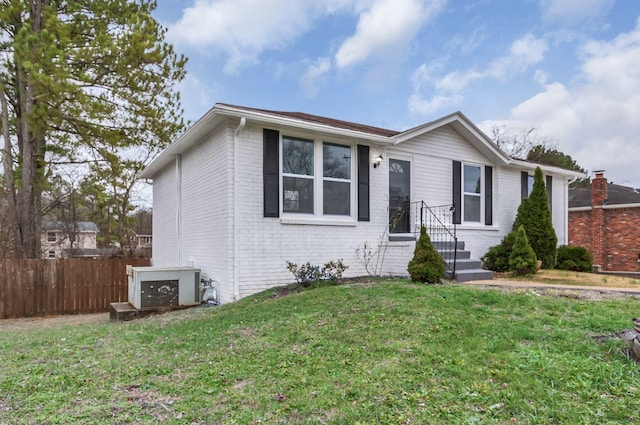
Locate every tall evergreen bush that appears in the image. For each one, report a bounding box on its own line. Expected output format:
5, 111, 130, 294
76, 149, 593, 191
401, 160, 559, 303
513, 166, 557, 268
408, 226, 445, 284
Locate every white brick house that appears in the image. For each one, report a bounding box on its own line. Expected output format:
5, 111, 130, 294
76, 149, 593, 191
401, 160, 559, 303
140, 103, 582, 304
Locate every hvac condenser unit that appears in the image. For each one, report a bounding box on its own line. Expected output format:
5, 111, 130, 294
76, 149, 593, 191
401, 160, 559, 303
127, 266, 201, 310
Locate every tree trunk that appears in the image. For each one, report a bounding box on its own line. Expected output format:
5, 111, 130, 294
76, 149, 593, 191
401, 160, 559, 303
0, 89, 23, 258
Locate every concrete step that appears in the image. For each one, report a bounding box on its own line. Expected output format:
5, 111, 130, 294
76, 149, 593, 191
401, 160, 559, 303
437, 249, 471, 260
452, 269, 494, 282
432, 240, 465, 251
446, 258, 483, 271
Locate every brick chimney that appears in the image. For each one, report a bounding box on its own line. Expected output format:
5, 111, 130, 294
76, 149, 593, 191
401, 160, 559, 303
590, 171, 607, 270
591, 170, 608, 207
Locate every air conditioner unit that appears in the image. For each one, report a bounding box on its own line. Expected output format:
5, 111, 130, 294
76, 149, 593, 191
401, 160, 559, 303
127, 266, 201, 310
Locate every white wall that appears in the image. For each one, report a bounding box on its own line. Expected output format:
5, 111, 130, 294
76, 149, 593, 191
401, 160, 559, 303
151, 124, 235, 303
151, 162, 179, 266
178, 124, 235, 303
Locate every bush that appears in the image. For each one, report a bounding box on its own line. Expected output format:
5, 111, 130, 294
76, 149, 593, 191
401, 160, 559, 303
481, 231, 517, 272
509, 225, 538, 276
555, 245, 593, 272
513, 166, 557, 268
286, 259, 348, 287
407, 226, 445, 284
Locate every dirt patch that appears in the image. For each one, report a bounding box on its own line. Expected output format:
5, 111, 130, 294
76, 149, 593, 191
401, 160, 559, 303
122, 384, 180, 421
470, 284, 640, 301
0, 312, 109, 332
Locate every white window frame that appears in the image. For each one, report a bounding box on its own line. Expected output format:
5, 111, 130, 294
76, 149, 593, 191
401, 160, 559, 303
47, 232, 56, 242
462, 162, 484, 224
280, 134, 355, 219
527, 174, 534, 197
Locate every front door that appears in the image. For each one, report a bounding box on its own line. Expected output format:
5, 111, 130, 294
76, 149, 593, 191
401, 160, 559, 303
389, 159, 410, 233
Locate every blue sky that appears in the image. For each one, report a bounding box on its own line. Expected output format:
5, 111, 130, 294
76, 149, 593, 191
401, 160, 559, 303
153, 0, 640, 188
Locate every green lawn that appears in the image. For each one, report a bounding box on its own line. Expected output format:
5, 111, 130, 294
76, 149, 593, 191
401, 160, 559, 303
1, 279, 639, 424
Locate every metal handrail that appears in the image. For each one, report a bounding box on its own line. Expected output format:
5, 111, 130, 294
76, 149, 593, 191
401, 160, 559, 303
410, 202, 458, 276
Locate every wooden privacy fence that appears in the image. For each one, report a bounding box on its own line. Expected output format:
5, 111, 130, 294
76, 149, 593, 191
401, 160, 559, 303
0, 258, 150, 319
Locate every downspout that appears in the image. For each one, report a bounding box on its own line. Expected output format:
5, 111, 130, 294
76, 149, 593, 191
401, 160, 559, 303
176, 154, 183, 264
564, 175, 579, 246
233, 117, 246, 300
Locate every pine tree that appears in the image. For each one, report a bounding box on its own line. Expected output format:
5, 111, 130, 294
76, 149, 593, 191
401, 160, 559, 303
0, 0, 186, 258
509, 225, 537, 276
408, 226, 445, 284
513, 166, 557, 268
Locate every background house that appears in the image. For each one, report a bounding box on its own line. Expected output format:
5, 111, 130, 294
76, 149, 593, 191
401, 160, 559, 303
141, 103, 582, 304
569, 171, 640, 272
41, 221, 100, 259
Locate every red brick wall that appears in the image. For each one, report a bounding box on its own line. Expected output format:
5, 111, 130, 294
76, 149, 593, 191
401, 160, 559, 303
603, 207, 640, 271
568, 210, 591, 248
569, 207, 640, 272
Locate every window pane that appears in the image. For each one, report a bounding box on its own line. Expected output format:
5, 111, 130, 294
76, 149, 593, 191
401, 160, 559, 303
527, 175, 534, 196
464, 195, 480, 222
323, 143, 350, 179
389, 159, 411, 233
283, 177, 314, 213
283, 137, 314, 176
323, 181, 350, 215
464, 165, 481, 193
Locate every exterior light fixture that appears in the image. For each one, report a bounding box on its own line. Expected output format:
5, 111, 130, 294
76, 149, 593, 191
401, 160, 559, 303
373, 154, 383, 168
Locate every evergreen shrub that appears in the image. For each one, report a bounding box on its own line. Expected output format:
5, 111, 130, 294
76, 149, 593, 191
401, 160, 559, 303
407, 226, 445, 284
509, 225, 538, 276
555, 245, 593, 272
481, 231, 517, 272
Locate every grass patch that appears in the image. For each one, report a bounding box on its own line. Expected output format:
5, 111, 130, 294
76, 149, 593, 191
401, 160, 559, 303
1, 279, 639, 424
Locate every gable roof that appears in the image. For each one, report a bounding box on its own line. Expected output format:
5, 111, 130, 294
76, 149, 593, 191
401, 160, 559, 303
569, 183, 640, 208
217, 103, 400, 137
140, 103, 583, 180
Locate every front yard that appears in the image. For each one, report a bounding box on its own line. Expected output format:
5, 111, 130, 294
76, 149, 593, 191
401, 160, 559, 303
0, 279, 638, 424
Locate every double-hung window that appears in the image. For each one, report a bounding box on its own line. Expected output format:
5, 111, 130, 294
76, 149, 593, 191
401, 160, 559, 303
282, 137, 314, 213
323, 143, 351, 216
281, 136, 352, 217
463, 164, 482, 223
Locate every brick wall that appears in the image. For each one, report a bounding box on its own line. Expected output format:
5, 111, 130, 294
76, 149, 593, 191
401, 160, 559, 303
602, 207, 640, 271
568, 172, 640, 272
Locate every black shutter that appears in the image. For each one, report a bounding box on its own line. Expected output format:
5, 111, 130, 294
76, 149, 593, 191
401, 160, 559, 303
452, 161, 461, 224
357, 145, 370, 221
521, 171, 529, 200
546, 175, 553, 211
485, 166, 493, 226
263, 129, 279, 217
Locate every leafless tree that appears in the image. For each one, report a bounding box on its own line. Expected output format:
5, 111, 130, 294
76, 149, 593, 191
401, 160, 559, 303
489, 124, 556, 159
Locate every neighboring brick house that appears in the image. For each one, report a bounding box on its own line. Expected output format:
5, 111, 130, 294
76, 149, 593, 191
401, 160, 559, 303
41, 221, 100, 259
569, 171, 640, 272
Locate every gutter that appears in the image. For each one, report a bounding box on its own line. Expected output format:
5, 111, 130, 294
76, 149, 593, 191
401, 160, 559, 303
232, 117, 246, 300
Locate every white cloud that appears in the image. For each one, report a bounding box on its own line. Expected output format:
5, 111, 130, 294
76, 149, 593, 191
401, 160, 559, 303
540, 0, 614, 25
335, 0, 448, 68
167, 0, 321, 73
409, 33, 548, 116
175, 73, 219, 123
299, 57, 332, 97
497, 19, 640, 187
435, 33, 548, 92
408, 93, 462, 115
